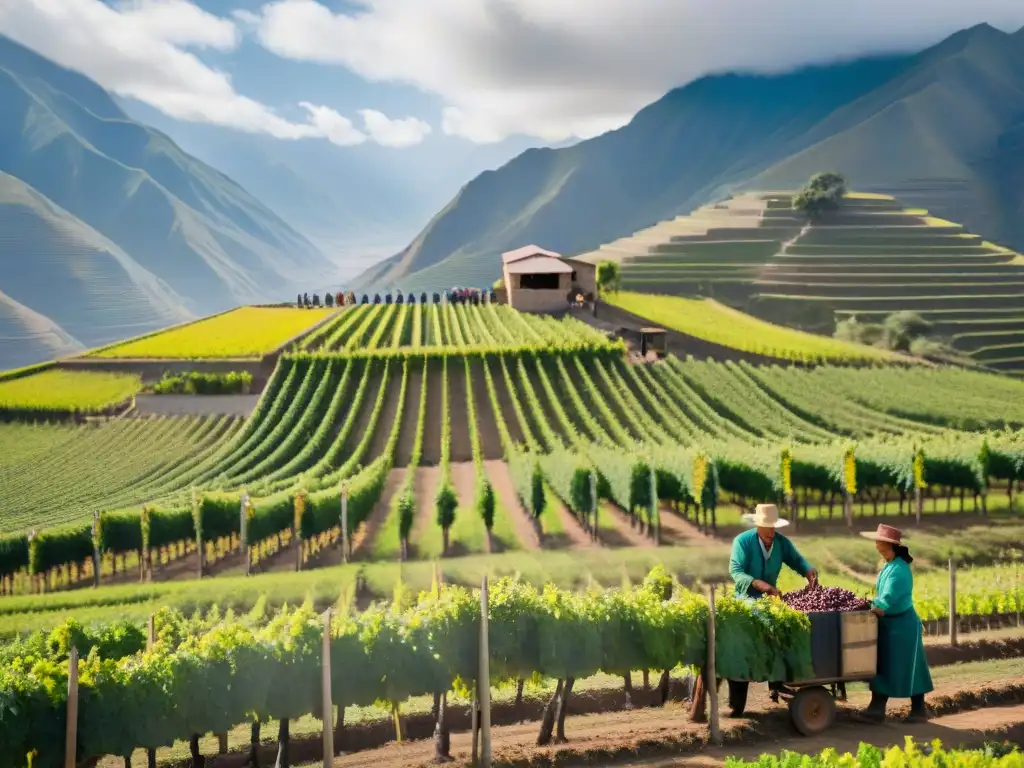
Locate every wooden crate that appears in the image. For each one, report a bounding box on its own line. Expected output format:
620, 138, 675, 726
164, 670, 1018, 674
840, 610, 878, 679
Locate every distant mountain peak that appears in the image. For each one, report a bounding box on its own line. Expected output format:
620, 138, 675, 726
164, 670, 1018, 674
355, 21, 1024, 296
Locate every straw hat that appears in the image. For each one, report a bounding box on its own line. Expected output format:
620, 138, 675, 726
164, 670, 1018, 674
860, 523, 904, 545
741, 503, 789, 529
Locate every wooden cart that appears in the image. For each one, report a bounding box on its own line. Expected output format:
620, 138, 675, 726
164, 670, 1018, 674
733, 610, 878, 736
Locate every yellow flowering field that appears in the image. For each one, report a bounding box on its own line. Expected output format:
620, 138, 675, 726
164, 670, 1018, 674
0, 370, 141, 413
90, 307, 336, 359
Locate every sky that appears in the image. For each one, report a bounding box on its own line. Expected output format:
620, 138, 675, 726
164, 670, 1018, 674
3, 0, 1024, 150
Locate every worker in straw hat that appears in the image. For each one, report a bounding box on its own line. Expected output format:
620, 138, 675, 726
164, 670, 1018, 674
726, 503, 818, 716
853, 524, 933, 724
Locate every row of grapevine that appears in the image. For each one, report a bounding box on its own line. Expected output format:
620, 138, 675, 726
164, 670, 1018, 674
300, 304, 613, 353
3, 568, 814, 768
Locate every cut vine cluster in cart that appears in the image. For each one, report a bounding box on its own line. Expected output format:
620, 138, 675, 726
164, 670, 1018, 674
781, 584, 872, 612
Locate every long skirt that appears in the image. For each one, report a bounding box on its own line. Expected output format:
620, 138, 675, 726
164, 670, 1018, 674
871, 608, 933, 698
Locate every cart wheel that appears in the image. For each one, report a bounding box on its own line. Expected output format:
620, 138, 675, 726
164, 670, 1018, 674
789, 686, 836, 736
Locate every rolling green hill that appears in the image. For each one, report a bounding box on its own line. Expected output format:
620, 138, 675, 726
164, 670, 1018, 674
0, 36, 333, 369
352, 23, 1024, 295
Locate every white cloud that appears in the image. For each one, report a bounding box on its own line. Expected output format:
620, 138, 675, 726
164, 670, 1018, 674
359, 109, 431, 147
300, 102, 367, 146
0, 0, 430, 148
247, 0, 1024, 143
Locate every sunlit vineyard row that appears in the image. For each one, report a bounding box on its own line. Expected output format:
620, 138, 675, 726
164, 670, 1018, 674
299, 301, 611, 352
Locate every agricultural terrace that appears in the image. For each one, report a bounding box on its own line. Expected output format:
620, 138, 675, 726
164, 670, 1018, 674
604, 292, 900, 363
299, 301, 610, 352
88, 306, 336, 359
0, 369, 141, 417
576, 192, 1024, 374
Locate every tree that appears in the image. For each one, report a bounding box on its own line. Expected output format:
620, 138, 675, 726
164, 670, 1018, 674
312, 293, 321, 307
325, 293, 334, 308
881, 311, 932, 352
793, 172, 847, 219
296, 293, 303, 308
596, 260, 620, 294
435, 484, 458, 555
398, 492, 415, 561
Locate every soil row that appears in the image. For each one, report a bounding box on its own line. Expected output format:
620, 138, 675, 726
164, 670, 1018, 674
153, 637, 1024, 768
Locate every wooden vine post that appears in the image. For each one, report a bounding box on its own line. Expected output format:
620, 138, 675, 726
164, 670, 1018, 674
193, 488, 204, 579
64, 646, 79, 768
322, 607, 335, 767
240, 489, 251, 577
340, 481, 349, 565
590, 469, 599, 543
478, 575, 492, 767
948, 558, 958, 647
294, 492, 305, 572
706, 584, 722, 746
92, 512, 101, 587
649, 463, 660, 545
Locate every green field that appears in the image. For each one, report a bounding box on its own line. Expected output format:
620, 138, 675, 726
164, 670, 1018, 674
0, 369, 141, 414
605, 291, 899, 362
89, 306, 336, 359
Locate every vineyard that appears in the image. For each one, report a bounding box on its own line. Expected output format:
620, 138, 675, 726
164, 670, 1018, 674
3, 296, 1024, 766
3, 299, 1024, 594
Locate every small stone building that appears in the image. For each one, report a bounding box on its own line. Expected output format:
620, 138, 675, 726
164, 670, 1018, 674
501, 245, 598, 313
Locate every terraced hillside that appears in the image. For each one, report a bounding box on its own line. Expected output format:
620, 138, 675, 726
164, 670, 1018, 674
578, 192, 1024, 374
574, 193, 804, 305
4, 300, 1024, 596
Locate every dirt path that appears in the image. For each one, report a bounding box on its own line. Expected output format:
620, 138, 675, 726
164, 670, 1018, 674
351, 468, 407, 561
321, 675, 1024, 768
410, 466, 442, 559
601, 502, 657, 548
632, 704, 1024, 767
485, 357, 525, 444
394, 366, 423, 467
484, 459, 540, 550
450, 461, 487, 554
470, 359, 504, 461
658, 505, 712, 544
133, 395, 260, 418
546, 494, 596, 550
367, 366, 405, 459
421, 360, 442, 465
448, 360, 473, 463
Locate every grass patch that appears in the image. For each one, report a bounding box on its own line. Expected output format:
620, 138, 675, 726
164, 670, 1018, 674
605, 292, 898, 363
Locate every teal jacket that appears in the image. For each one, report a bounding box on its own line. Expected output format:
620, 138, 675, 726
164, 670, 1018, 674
871, 557, 933, 698
729, 529, 812, 598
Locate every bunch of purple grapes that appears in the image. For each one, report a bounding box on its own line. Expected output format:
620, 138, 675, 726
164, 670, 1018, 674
781, 584, 871, 612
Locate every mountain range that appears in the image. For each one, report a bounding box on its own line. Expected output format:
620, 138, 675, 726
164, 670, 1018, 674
0, 36, 332, 369
352, 23, 1024, 293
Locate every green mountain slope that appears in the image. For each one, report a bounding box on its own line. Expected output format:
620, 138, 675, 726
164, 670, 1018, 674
0, 36, 333, 368
356, 24, 1024, 294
